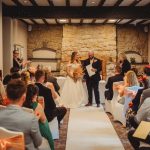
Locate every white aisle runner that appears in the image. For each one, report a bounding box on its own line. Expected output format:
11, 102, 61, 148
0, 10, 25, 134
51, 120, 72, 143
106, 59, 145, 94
66, 106, 124, 150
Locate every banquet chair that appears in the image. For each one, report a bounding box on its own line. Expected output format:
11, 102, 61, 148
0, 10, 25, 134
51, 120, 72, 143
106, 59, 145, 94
113, 86, 142, 126
49, 117, 59, 140
0, 127, 25, 150
105, 81, 123, 115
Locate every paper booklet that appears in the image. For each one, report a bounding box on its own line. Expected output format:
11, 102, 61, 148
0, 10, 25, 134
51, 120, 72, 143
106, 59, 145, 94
86, 64, 95, 77
133, 121, 150, 140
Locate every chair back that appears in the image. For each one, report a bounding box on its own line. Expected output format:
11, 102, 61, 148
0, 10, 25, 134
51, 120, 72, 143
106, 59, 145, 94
0, 127, 25, 150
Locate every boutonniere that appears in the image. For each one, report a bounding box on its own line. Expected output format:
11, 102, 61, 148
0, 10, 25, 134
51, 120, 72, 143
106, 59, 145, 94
93, 59, 97, 63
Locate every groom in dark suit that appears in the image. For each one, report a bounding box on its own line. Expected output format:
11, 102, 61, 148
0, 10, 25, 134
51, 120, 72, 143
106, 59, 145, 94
83, 51, 102, 107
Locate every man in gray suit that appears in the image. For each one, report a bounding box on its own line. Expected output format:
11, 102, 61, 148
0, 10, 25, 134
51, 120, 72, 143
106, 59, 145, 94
0, 80, 42, 150
140, 88, 150, 105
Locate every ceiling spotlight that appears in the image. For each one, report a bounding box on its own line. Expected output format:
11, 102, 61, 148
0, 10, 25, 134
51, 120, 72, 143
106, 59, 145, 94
59, 19, 67, 22
91, 1, 95, 4
23, 0, 28, 3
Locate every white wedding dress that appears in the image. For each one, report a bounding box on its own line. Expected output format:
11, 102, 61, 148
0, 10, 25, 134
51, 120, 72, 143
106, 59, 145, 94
61, 63, 88, 108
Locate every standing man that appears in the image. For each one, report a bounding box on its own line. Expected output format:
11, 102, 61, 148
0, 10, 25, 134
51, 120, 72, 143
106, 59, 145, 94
83, 51, 102, 107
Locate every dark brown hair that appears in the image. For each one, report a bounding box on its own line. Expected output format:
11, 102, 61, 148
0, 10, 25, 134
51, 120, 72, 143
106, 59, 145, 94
35, 69, 45, 81
6, 80, 26, 101
23, 84, 39, 109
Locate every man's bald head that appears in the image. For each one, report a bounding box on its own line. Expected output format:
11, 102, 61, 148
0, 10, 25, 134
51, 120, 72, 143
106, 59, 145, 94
88, 51, 94, 59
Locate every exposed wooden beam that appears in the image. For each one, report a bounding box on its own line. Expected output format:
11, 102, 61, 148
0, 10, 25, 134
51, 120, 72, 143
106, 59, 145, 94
82, 0, 88, 7
124, 19, 135, 25
114, 0, 123, 7
91, 19, 96, 24
66, 0, 70, 6
29, 0, 38, 6
12, 0, 23, 6
98, 0, 106, 6
103, 19, 108, 24
47, 0, 54, 6
115, 19, 122, 24
42, 19, 49, 25
136, 20, 148, 25
30, 19, 38, 24
19, 19, 28, 25
55, 19, 59, 25
80, 19, 83, 24
3, 6, 150, 19
129, 0, 141, 6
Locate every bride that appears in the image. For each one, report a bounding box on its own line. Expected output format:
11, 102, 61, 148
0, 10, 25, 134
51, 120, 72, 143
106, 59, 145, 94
61, 51, 88, 108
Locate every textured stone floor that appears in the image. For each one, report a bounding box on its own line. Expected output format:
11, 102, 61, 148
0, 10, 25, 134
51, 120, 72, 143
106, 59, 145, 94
54, 108, 134, 150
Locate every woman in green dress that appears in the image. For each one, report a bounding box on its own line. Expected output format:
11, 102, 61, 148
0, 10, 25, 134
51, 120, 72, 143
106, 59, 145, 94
23, 84, 54, 150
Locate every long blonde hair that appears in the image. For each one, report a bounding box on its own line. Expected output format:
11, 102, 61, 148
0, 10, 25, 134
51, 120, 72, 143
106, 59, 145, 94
124, 70, 139, 87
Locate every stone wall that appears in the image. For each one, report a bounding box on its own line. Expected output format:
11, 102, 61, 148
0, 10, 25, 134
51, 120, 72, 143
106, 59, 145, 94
27, 24, 148, 78
27, 25, 63, 58
117, 26, 148, 60
61, 24, 117, 78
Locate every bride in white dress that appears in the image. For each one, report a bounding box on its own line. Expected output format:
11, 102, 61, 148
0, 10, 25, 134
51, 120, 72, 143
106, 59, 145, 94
61, 52, 88, 108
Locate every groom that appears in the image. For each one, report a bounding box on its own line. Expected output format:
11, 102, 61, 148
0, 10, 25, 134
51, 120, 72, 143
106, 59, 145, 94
83, 51, 102, 107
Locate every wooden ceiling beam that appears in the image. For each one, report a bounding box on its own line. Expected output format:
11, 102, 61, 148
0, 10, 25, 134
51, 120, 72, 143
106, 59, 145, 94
114, 0, 123, 7
103, 19, 108, 24
30, 19, 38, 24
12, 0, 23, 6
19, 19, 28, 25
91, 19, 96, 24
55, 19, 59, 25
136, 20, 148, 25
129, 0, 141, 6
124, 19, 135, 25
66, 0, 70, 6
42, 19, 49, 25
47, 0, 54, 6
98, 0, 106, 6
29, 0, 38, 6
3, 6, 150, 19
82, 0, 88, 7
80, 19, 83, 24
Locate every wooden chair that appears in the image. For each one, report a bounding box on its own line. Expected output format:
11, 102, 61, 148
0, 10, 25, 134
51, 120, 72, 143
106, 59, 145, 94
0, 127, 25, 150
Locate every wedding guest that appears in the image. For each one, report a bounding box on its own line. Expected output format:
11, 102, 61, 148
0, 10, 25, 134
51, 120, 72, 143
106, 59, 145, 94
23, 84, 54, 150
83, 51, 102, 107
118, 53, 131, 76
35, 70, 67, 124
11, 72, 21, 80
21, 71, 32, 85
44, 66, 60, 95
0, 80, 6, 105
128, 98, 150, 149
117, 70, 139, 98
105, 65, 123, 100
0, 80, 42, 150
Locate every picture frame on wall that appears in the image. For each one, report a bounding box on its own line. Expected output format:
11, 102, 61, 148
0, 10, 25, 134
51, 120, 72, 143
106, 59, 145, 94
14, 44, 24, 59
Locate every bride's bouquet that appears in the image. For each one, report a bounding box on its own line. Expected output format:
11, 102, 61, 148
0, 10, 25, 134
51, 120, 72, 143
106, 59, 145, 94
73, 66, 84, 83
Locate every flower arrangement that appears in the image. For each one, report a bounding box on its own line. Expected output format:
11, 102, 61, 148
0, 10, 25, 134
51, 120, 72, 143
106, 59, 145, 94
73, 66, 84, 82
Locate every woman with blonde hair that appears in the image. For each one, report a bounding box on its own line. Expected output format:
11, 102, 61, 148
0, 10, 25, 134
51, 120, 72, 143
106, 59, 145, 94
118, 52, 131, 76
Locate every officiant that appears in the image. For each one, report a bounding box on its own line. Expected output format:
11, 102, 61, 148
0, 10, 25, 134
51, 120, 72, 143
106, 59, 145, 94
83, 51, 102, 107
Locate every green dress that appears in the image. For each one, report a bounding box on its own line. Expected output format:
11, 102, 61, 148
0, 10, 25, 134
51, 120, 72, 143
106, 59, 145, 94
32, 102, 54, 150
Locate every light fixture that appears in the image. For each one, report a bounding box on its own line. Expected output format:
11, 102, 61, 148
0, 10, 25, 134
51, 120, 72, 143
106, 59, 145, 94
23, 0, 28, 3
91, 1, 95, 4
59, 19, 67, 22
108, 19, 116, 23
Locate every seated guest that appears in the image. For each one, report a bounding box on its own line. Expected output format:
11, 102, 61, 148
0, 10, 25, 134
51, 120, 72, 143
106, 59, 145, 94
117, 70, 139, 97
118, 52, 131, 76
105, 65, 123, 100
21, 71, 32, 85
0, 80, 42, 150
11, 72, 21, 80
0, 80, 6, 105
23, 84, 54, 150
128, 98, 150, 149
44, 66, 60, 95
35, 70, 67, 124
3, 67, 19, 86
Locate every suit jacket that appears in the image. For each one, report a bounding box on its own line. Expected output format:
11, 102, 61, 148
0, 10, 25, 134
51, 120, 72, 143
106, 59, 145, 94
105, 74, 123, 100
0, 105, 42, 150
83, 57, 102, 82
13, 58, 22, 70
121, 59, 131, 76
35, 83, 57, 122
47, 76, 60, 95
140, 88, 150, 105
